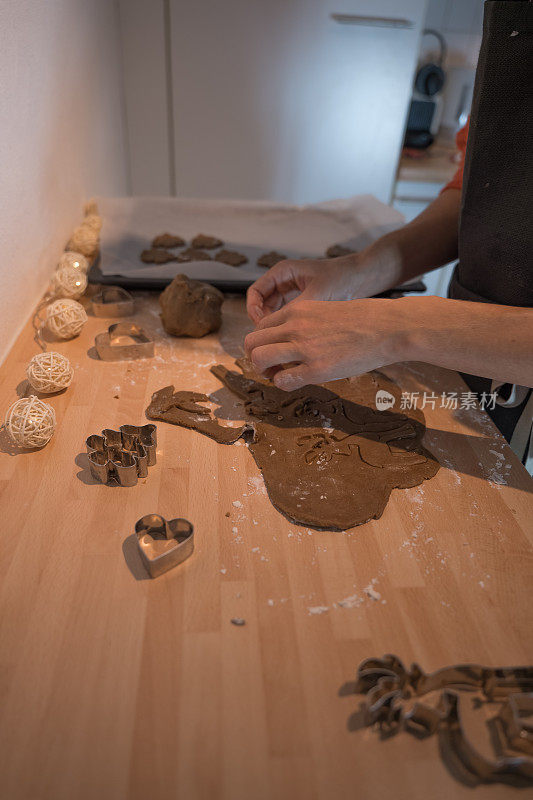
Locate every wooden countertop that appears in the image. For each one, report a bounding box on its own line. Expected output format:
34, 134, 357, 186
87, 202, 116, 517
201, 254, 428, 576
0, 292, 532, 800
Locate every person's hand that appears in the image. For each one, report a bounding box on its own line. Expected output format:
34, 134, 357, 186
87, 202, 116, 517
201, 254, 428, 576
244, 297, 408, 390
246, 254, 380, 324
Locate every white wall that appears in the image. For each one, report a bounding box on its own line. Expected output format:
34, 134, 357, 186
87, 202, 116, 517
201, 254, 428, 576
0, 0, 128, 364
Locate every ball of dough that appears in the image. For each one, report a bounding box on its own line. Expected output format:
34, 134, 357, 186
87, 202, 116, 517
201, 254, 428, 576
159, 274, 223, 338
45, 299, 88, 339
26, 351, 73, 393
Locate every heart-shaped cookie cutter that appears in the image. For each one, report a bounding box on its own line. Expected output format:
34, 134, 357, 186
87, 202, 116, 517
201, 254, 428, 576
91, 286, 135, 317
135, 514, 194, 577
95, 322, 154, 361
86, 423, 157, 486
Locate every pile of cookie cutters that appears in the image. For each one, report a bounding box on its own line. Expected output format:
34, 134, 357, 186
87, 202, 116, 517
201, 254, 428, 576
85, 426, 195, 577
84, 287, 195, 577
349, 653, 533, 785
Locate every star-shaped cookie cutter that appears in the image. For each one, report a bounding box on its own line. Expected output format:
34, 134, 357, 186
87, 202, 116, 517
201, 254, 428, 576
135, 514, 194, 577
86, 423, 157, 486
95, 322, 154, 361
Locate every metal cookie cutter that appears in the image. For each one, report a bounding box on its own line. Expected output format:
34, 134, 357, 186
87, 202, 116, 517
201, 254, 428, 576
350, 654, 533, 785
135, 514, 194, 577
499, 693, 533, 755
95, 322, 154, 361
91, 286, 135, 317
86, 423, 157, 486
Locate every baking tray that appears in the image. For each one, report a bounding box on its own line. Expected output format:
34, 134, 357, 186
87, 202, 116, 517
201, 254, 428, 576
88, 254, 251, 293
88, 255, 425, 297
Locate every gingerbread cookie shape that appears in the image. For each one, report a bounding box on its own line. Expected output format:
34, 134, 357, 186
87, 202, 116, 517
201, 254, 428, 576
215, 249, 248, 267
152, 232, 186, 249
325, 244, 355, 258
146, 359, 440, 530
147, 388, 249, 443
257, 251, 287, 268
176, 247, 212, 262
141, 248, 177, 264
191, 233, 223, 249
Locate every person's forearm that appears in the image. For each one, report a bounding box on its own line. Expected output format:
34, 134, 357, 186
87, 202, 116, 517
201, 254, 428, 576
396, 296, 533, 387
349, 189, 461, 296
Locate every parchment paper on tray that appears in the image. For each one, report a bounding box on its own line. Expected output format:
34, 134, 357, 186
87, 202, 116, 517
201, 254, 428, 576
95, 195, 403, 285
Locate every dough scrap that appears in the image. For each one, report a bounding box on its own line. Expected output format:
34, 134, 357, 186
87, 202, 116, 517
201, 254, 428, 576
325, 244, 355, 258
147, 388, 248, 442
158, 273, 223, 337
152, 232, 186, 248
141, 248, 177, 264
191, 233, 223, 249
215, 249, 248, 267
146, 360, 440, 529
257, 251, 287, 268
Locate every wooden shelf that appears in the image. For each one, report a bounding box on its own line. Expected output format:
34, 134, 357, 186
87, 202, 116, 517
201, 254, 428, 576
397, 141, 459, 186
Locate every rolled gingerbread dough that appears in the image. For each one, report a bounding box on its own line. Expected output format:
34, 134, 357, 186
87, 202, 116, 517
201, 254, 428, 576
146, 360, 440, 529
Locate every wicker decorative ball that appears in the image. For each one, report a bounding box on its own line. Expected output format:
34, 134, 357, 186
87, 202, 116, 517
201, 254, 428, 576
51, 265, 88, 299
84, 213, 102, 233
57, 251, 89, 274
67, 224, 99, 259
45, 299, 88, 339
26, 351, 73, 393
4, 395, 56, 448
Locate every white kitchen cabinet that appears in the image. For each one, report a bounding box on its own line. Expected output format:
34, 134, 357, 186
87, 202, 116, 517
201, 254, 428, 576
120, 0, 428, 203
119, 0, 172, 195
169, 0, 427, 204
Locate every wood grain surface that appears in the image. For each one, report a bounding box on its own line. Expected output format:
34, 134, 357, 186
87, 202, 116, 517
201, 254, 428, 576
0, 292, 532, 800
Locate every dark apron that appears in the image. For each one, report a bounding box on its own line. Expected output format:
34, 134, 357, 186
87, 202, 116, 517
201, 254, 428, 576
448, 0, 533, 463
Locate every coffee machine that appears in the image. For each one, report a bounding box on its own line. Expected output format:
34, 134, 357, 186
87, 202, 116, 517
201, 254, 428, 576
404, 29, 447, 149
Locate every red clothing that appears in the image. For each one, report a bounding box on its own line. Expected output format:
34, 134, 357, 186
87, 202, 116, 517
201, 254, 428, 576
441, 119, 469, 192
